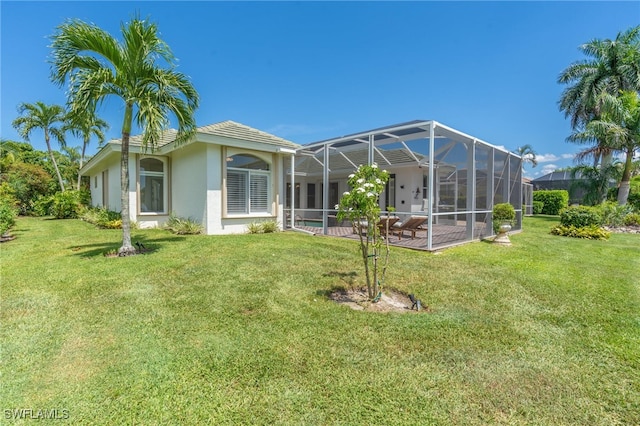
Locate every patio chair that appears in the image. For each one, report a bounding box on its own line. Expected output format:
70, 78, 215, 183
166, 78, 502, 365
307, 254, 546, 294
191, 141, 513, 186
377, 216, 400, 236
391, 216, 427, 240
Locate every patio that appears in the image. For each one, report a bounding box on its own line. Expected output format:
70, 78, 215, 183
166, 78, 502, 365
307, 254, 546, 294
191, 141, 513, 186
284, 120, 523, 250
290, 221, 491, 251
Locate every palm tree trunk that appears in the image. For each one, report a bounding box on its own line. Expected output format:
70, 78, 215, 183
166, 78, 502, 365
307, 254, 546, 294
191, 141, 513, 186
77, 138, 87, 191
44, 129, 66, 192
119, 105, 136, 256
617, 148, 634, 205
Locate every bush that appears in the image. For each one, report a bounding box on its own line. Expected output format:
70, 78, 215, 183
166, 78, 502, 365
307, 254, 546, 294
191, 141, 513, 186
81, 206, 122, 228
532, 201, 544, 215
247, 220, 280, 234
46, 190, 89, 219
559, 206, 602, 228
551, 224, 610, 240
533, 190, 569, 215
596, 202, 634, 227
492, 203, 516, 233
0, 162, 54, 215
260, 220, 279, 233
164, 213, 204, 235
624, 213, 640, 226
0, 196, 18, 236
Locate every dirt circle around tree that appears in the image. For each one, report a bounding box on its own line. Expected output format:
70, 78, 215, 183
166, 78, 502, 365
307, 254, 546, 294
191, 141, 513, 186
328, 288, 430, 313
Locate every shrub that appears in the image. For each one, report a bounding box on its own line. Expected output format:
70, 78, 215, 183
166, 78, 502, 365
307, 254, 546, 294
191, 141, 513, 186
532, 201, 544, 215
551, 224, 610, 240
260, 220, 279, 234
560, 206, 602, 228
246, 220, 280, 234
81, 206, 122, 228
47, 190, 89, 219
533, 190, 569, 215
624, 213, 640, 226
164, 212, 204, 235
0, 162, 53, 215
596, 202, 634, 227
0, 197, 18, 236
492, 203, 516, 233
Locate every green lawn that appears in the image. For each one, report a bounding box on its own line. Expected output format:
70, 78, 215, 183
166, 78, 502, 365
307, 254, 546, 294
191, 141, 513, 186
1, 216, 638, 425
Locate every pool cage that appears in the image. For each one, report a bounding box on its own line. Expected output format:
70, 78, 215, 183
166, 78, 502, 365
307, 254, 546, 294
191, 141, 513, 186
284, 120, 523, 251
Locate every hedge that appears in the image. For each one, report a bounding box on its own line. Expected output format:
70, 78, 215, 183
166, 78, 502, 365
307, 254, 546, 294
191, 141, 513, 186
533, 190, 569, 215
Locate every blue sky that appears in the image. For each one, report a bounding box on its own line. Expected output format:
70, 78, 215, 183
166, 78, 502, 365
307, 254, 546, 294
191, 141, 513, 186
1, 1, 638, 178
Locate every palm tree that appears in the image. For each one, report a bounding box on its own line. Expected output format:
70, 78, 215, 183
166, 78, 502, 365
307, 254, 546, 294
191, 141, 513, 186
50, 17, 199, 255
12, 102, 68, 192
558, 25, 640, 166
558, 25, 640, 129
64, 111, 108, 190
568, 91, 640, 204
516, 144, 538, 167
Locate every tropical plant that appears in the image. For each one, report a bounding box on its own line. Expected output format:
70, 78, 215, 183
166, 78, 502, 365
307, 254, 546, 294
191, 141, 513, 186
64, 110, 108, 190
336, 163, 390, 300
568, 91, 640, 204
164, 212, 204, 235
50, 17, 199, 255
558, 25, 640, 167
11, 102, 68, 191
568, 163, 620, 206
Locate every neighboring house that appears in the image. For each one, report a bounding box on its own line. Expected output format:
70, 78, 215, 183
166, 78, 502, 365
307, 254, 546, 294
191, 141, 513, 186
531, 170, 615, 205
80, 120, 299, 234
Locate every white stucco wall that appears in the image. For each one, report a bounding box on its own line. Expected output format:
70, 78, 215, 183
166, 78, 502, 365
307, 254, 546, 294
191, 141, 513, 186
171, 143, 207, 224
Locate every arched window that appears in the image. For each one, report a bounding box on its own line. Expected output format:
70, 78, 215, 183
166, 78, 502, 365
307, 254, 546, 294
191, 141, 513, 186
227, 154, 271, 214
139, 157, 167, 213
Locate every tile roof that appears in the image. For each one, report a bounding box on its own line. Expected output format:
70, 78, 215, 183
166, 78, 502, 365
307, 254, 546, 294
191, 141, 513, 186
110, 120, 299, 150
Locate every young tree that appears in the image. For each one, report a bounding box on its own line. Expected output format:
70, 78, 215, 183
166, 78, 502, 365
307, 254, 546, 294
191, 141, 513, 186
64, 111, 108, 190
12, 102, 68, 192
336, 164, 390, 300
50, 17, 199, 256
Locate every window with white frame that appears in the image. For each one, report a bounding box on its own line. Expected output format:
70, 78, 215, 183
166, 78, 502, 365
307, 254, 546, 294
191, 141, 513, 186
139, 157, 167, 213
226, 154, 271, 214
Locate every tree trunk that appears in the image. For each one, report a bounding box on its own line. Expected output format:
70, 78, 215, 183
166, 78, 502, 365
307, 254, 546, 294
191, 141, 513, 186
77, 138, 87, 191
118, 105, 136, 256
617, 148, 634, 205
44, 129, 66, 192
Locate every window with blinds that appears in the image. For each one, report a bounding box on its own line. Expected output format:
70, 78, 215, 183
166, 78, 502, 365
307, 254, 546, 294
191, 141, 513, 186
227, 154, 271, 215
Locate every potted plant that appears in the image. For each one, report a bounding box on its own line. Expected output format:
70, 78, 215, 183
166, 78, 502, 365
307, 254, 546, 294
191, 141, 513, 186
492, 203, 515, 245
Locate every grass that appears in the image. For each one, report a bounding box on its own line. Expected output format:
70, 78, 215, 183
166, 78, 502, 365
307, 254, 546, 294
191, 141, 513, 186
1, 216, 638, 425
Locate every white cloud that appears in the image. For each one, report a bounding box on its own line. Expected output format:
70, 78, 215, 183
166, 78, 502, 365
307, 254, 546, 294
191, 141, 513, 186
535, 153, 574, 163
540, 164, 558, 175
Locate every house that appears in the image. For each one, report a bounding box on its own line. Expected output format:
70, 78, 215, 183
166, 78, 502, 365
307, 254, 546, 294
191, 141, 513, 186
531, 170, 616, 204
80, 120, 300, 234
285, 120, 523, 250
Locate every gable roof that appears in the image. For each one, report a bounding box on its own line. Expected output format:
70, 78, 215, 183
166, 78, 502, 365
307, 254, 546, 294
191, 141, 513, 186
197, 120, 299, 149
81, 120, 299, 176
